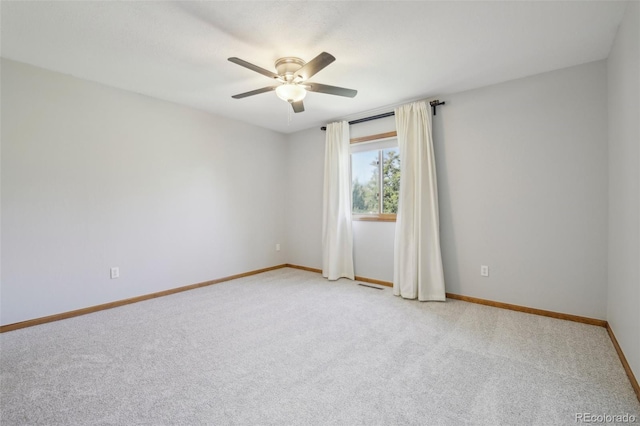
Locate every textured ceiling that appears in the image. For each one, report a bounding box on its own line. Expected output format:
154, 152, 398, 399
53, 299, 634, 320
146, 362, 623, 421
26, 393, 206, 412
1, 1, 627, 134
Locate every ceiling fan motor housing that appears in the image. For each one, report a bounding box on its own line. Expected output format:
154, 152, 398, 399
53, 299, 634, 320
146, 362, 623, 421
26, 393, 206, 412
275, 57, 305, 82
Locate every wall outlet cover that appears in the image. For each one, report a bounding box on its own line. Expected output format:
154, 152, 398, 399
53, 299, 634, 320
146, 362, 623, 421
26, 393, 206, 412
480, 265, 489, 277
110, 267, 120, 279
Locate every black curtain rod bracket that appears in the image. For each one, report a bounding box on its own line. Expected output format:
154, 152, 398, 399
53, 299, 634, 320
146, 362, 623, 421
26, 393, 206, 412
321, 100, 445, 131
430, 99, 445, 115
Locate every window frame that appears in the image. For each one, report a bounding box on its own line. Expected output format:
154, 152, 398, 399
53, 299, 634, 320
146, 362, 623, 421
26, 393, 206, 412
350, 131, 399, 222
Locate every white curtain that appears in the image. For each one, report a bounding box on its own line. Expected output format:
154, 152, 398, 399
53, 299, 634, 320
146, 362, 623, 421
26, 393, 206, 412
393, 101, 446, 300
322, 121, 355, 281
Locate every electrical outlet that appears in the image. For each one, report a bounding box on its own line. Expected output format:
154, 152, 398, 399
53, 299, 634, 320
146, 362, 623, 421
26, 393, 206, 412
276, 243, 281, 252
110, 267, 120, 279
480, 265, 489, 277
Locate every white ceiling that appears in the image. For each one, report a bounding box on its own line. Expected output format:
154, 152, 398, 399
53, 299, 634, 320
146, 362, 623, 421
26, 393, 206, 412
1, 1, 627, 134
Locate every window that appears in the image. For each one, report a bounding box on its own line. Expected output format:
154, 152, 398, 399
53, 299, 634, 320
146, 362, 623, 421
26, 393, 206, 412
350, 133, 400, 221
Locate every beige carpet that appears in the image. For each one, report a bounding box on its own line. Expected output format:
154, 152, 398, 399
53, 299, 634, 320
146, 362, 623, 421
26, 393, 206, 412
1, 268, 638, 425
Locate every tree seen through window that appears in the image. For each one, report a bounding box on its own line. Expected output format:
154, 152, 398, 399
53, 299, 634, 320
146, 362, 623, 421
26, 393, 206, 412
352, 147, 400, 215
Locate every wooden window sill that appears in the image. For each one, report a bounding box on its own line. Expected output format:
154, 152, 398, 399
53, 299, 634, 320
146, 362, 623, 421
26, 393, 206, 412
352, 214, 397, 222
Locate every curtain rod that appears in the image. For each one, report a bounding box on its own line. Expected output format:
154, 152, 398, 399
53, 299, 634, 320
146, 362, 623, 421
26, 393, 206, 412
320, 100, 445, 131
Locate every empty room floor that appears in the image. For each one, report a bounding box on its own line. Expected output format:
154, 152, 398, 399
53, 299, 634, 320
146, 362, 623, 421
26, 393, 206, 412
1, 268, 638, 425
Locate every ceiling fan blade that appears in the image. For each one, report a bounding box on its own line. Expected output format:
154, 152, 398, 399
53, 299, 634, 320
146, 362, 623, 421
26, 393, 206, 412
228, 57, 281, 80
304, 82, 357, 98
231, 86, 279, 99
295, 52, 335, 80
291, 100, 305, 113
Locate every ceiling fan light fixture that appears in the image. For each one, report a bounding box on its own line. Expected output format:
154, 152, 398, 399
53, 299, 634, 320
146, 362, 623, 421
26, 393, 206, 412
275, 83, 306, 103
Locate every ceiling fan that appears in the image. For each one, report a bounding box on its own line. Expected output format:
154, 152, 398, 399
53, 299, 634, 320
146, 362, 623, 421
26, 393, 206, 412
228, 52, 357, 113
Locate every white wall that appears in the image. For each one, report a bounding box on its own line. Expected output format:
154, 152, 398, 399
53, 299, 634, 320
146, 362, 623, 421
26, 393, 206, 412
607, 1, 639, 382
284, 127, 324, 269
437, 61, 608, 319
286, 61, 609, 320
1, 59, 288, 325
